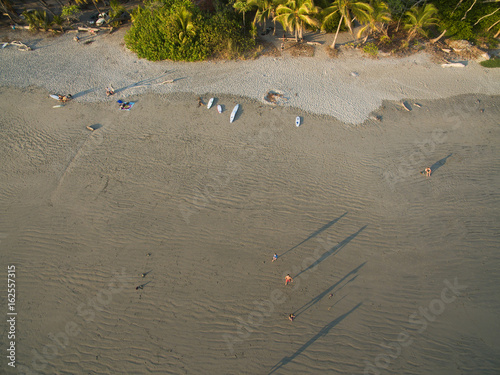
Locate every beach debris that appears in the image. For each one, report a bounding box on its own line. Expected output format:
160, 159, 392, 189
198, 97, 203, 107
306, 41, 322, 46
369, 114, 382, 121
401, 101, 412, 111
264, 90, 287, 105
414, 103, 422, 108
0, 41, 32, 51
84, 40, 94, 45
78, 27, 100, 34
441, 62, 466, 68
350, 71, 359, 77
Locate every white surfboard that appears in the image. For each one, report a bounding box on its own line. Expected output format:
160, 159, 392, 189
49, 94, 60, 100
296, 116, 301, 127
207, 98, 214, 109
230, 104, 239, 123
53, 104, 65, 108
217, 104, 222, 113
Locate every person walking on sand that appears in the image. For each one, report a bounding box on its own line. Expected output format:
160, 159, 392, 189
285, 274, 293, 285
289, 313, 295, 322
272, 253, 278, 262
425, 167, 431, 177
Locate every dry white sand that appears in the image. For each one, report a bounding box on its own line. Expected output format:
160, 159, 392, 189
0, 27, 499, 124
0, 27, 499, 375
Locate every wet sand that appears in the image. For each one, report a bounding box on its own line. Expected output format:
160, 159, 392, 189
0, 85, 499, 374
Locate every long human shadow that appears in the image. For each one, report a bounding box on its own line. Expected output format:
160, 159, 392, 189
294, 225, 367, 279
71, 87, 97, 99
279, 212, 348, 259
114, 72, 173, 94
430, 153, 452, 175
294, 262, 365, 318
268, 302, 362, 375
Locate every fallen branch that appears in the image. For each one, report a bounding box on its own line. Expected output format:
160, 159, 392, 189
1, 41, 31, 51
430, 29, 447, 44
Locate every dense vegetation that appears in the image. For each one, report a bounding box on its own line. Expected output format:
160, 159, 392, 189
124, 0, 255, 61
2, 0, 499, 61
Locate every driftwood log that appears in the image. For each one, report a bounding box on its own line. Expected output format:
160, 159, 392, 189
1, 41, 31, 51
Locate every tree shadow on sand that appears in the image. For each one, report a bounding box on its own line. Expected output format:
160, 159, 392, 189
294, 225, 367, 279
293, 262, 366, 318
279, 212, 348, 259
430, 153, 452, 175
268, 302, 363, 374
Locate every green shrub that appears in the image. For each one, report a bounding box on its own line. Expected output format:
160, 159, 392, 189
125, 0, 254, 61
61, 5, 81, 22
435, 0, 499, 42
22, 9, 51, 31
480, 58, 500, 68
362, 42, 378, 56
109, 0, 127, 27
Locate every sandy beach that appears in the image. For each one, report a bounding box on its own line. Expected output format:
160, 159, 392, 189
1, 26, 500, 375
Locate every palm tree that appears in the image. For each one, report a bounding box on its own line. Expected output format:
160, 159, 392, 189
403, 3, 439, 42
252, 0, 284, 34
234, 0, 255, 28
0, 0, 21, 23
175, 8, 196, 44
356, 0, 391, 42
74, 0, 102, 14
275, 0, 320, 42
322, 0, 373, 49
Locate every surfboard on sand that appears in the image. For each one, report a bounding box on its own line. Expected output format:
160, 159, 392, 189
296, 116, 301, 127
230, 104, 239, 123
53, 104, 65, 108
207, 98, 214, 109
49, 94, 60, 100
217, 104, 222, 113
